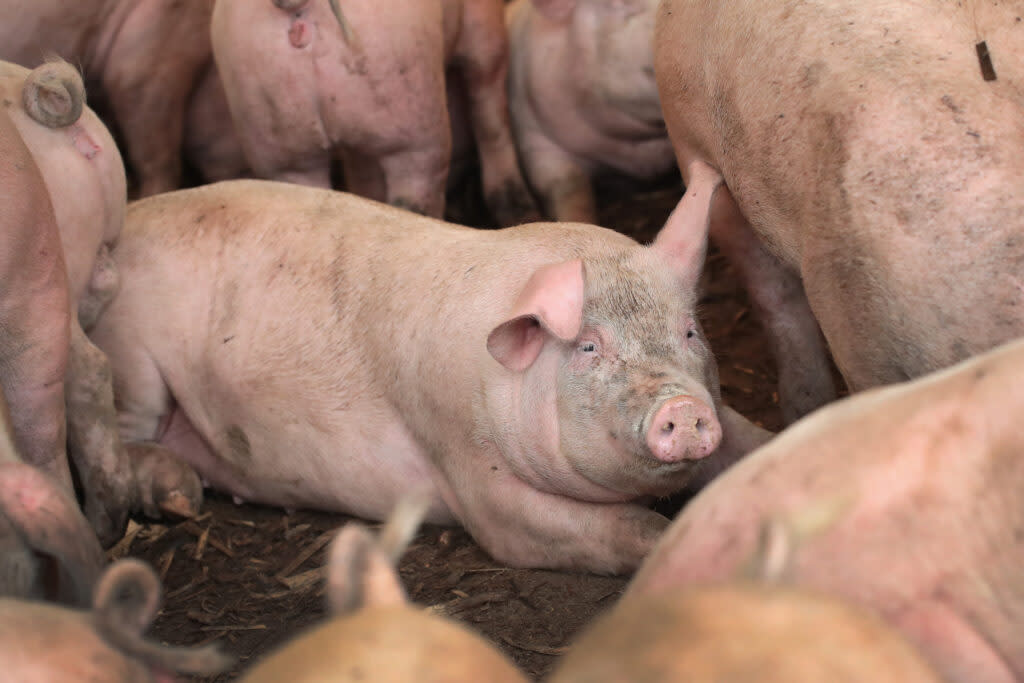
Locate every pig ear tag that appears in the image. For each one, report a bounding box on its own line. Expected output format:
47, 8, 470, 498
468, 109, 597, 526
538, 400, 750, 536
487, 260, 585, 372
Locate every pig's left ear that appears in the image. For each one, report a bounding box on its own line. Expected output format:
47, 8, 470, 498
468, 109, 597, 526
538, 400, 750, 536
487, 259, 585, 372
651, 160, 724, 289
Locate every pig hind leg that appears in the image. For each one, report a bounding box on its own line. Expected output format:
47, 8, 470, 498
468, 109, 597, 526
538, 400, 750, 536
452, 1, 539, 226
378, 138, 450, 218
710, 188, 836, 422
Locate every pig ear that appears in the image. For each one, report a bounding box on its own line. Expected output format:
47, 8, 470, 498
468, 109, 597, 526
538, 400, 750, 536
0, 462, 105, 606
327, 493, 430, 615
651, 160, 725, 289
487, 259, 585, 372
530, 0, 577, 23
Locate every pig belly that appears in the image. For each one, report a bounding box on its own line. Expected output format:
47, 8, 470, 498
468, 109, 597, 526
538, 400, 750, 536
156, 405, 454, 524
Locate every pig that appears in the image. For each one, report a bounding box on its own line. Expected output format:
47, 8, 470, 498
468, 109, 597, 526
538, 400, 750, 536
0, 0, 216, 197
653, 0, 1024, 423
1, 58, 199, 545
0, 386, 106, 605
241, 496, 528, 682
505, 0, 675, 222
1, 557, 231, 680
628, 336, 1024, 683
89, 163, 770, 573
553, 584, 941, 682
211, 0, 539, 225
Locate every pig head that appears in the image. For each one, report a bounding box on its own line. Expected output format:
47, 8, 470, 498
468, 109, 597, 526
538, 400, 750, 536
628, 337, 1024, 683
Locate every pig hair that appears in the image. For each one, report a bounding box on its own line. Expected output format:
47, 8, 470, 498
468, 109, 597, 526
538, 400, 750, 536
326, 492, 431, 615
92, 559, 233, 675
22, 57, 84, 129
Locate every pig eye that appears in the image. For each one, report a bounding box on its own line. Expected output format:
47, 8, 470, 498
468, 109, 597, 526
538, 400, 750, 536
686, 329, 697, 339
579, 341, 597, 353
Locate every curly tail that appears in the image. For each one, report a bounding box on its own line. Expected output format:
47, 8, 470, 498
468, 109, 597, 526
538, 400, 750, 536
22, 57, 85, 129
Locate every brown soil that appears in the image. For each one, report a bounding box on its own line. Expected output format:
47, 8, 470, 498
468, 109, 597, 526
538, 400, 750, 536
119, 171, 785, 681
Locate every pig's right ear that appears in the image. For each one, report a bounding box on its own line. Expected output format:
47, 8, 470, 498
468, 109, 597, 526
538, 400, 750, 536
530, 0, 577, 23
487, 259, 585, 372
651, 160, 724, 290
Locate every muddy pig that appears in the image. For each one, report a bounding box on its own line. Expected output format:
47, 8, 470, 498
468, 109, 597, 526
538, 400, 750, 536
0, 0, 216, 197
506, 0, 674, 222
654, 0, 1024, 423
211, 0, 538, 225
241, 496, 527, 682
1, 59, 199, 545
1, 557, 230, 680
628, 336, 1024, 682
89, 164, 770, 573
0, 386, 105, 605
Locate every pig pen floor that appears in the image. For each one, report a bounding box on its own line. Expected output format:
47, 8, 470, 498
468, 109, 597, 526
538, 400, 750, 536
119, 175, 786, 681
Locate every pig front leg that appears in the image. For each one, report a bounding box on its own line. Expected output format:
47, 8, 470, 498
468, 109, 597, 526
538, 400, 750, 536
454, 1, 540, 226
517, 126, 596, 223
710, 188, 836, 422
441, 448, 669, 573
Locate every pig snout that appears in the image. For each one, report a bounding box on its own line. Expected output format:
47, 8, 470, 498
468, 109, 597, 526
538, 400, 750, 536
645, 395, 721, 462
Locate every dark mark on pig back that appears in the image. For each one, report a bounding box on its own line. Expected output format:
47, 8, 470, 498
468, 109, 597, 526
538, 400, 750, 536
976, 41, 997, 81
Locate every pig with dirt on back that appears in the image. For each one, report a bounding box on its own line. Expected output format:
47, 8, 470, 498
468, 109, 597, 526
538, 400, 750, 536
506, 0, 674, 222
628, 336, 1024, 683
0, 0, 216, 197
211, 0, 538, 225
89, 165, 770, 573
241, 497, 527, 682
1, 58, 199, 546
655, 0, 1024, 422
1, 557, 230, 681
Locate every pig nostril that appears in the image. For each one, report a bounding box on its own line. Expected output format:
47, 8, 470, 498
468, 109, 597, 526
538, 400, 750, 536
662, 421, 675, 434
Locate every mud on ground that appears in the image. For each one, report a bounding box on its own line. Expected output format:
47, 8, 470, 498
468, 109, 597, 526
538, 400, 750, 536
120, 172, 785, 681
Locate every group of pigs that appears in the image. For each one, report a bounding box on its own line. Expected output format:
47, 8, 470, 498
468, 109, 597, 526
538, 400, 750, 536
1, 0, 1023, 681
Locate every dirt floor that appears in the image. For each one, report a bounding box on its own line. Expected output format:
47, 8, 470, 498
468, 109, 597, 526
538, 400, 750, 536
119, 172, 786, 681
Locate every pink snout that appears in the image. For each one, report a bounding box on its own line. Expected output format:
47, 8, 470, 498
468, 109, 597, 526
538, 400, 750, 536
646, 396, 722, 463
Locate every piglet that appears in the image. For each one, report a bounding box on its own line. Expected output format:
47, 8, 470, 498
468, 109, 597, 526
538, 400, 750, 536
628, 336, 1024, 683
241, 495, 527, 682
90, 162, 770, 573
506, 0, 674, 222
0, 557, 231, 680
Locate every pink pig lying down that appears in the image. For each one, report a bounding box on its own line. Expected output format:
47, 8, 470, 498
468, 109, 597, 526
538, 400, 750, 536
654, 0, 1024, 424
628, 336, 1024, 683
1, 558, 230, 681
89, 165, 771, 573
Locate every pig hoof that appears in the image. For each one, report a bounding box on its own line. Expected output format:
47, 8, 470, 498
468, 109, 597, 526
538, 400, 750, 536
156, 491, 200, 520
232, 495, 246, 506
485, 182, 542, 227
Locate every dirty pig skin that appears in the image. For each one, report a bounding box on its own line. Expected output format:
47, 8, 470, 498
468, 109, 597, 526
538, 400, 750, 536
90, 169, 769, 573
655, 0, 1024, 423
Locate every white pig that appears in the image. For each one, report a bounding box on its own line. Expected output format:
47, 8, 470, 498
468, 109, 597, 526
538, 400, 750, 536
90, 165, 769, 573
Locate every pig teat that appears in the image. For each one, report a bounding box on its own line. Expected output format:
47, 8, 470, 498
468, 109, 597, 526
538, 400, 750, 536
645, 395, 721, 462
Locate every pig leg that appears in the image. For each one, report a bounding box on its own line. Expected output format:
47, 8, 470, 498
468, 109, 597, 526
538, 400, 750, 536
102, 0, 214, 196
378, 142, 450, 218
64, 322, 135, 546
516, 127, 595, 222
339, 152, 386, 203
439, 447, 668, 573
710, 188, 836, 422
453, 1, 539, 226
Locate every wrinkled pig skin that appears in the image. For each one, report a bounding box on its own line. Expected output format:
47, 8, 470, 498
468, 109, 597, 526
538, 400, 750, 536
89, 172, 770, 573
655, 0, 1024, 423
551, 584, 941, 682
0, 389, 105, 606
0, 558, 231, 681
629, 337, 1024, 683
0, 0, 216, 197
1, 58, 168, 546
506, 0, 674, 222
242, 507, 527, 683
211, 0, 539, 226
